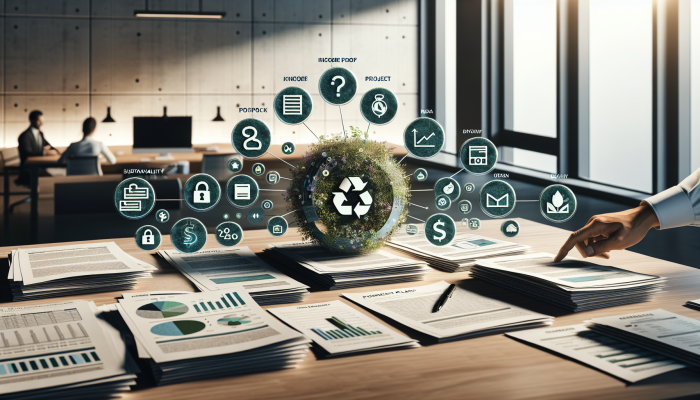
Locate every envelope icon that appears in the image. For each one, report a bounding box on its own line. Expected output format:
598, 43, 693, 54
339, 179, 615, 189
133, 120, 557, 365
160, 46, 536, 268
486, 193, 509, 208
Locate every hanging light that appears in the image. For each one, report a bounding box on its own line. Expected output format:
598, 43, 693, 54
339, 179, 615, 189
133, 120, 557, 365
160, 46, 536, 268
162, 106, 168, 118
135, 0, 225, 19
102, 107, 115, 123
212, 106, 224, 121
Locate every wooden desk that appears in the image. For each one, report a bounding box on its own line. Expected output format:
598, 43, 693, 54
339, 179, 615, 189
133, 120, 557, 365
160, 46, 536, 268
2, 218, 700, 399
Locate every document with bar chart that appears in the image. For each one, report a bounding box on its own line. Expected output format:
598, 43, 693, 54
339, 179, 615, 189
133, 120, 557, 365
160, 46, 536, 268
268, 300, 418, 357
0, 300, 130, 396
116, 287, 308, 363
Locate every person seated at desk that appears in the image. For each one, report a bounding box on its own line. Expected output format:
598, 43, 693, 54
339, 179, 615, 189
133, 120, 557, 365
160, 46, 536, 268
555, 169, 700, 261
17, 110, 59, 185
58, 117, 117, 171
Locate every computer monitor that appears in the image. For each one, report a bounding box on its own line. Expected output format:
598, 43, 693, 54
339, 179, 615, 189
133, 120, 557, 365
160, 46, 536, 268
133, 116, 193, 160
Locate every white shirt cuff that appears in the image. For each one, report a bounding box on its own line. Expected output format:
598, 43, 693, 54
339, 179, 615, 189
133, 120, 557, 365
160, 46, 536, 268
643, 186, 696, 229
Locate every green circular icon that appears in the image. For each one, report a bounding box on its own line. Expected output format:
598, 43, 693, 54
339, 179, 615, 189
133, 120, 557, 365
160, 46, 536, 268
458, 200, 472, 215
231, 118, 272, 159
501, 220, 520, 237
236, 213, 242, 219
155, 209, 170, 223
540, 184, 577, 223
226, 174, 259, 209
282, 142, 296, 155
252, 163, 265, 176
461, 218, 469, 226
248, 207, 265, 224
414, 168, 428, 181
460, 137, 498, 175
425, 213, 456, 246
184, 173, 221, 212
360, 88, 399, 125
480, 180, 516, 218
434, 177, 461, 202
464, 182, 476, 193
319, 67, 358, 105
223, 213, 230, 219
268, 216, 288, 237
215, 221, 243, 246
135, 225, 161, 251
171, 218, 207, 253
435, 194, 451, 211
266, 171, 280, 185
406, 224, 419, 235
115, 177, 156, 220
468, 218, 481, 230
228, 157, 243, 173
261, 199, 274, 210
274, 87, 313, 125
403, 117, 445, 158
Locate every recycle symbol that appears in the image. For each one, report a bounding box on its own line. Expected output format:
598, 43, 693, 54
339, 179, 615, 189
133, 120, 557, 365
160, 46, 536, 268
332, 177, 373, 218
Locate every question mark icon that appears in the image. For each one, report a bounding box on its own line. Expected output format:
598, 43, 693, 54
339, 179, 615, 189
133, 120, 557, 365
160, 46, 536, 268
331, 75, 345, 98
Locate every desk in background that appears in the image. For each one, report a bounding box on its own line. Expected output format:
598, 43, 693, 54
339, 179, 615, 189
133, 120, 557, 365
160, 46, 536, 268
2, 219, 700, 399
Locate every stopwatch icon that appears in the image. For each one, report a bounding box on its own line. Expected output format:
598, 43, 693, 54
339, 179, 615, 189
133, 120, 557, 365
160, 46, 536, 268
372, 94, 387, 118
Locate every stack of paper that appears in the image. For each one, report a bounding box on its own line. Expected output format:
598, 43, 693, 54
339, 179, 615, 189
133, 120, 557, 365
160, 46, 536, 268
157, 247, 309, 305
685, 298, 700, 310
343, 281, 553, 342
386, 226, 530, 272
111, 288, 311, 385
0, 300, 139, 400
587, 309, 700, 367
6, 242, 155, 302
472, 253, 665, 312
262, 241, 431, 290
268, 300, 419, 358
507, 324, 685, 382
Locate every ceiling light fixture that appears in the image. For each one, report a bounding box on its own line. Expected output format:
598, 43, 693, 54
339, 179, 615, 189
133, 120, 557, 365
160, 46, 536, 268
102, 107, 115, 123
212, 106, 224, 122
135, 0, 225, 19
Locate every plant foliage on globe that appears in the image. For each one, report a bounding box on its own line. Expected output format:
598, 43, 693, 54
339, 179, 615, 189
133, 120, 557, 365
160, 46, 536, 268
284, 126, 410, 253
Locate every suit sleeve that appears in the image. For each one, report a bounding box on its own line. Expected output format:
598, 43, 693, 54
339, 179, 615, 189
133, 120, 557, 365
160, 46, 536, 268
643, 168, 700, 229
58, 144, 72, 164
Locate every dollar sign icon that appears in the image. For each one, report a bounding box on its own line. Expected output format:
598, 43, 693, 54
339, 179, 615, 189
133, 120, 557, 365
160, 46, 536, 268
433, 219, 447, 242
183, 222, 198, 247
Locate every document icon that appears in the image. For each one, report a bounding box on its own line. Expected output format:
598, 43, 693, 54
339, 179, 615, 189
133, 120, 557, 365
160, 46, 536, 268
124, 183, 149, 199
283, 95, 302, 115
235, 184, 251, 200
119, 200, 141, 211
486, 193, 509, 208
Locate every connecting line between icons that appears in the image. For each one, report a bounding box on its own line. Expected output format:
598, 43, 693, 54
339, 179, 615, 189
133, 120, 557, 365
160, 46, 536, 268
339, 106, 346, 139
366, 122, 371, 135
259, 189, 287, 191
404, 174, 413, 178
280, 209, 300, 217
266, 151, 297, 168
450, 168, 465, 178
397, 154, 409, 165
303, 122, 319, 140
407, 215, 426, 223
408, 202, 428, 209
410, 189, 433, 192
156, 199, 184, 201
516, 200, 539, 202
279, 176, 292, 180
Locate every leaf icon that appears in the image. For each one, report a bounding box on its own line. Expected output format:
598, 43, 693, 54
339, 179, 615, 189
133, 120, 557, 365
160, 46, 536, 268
552, 191, 564, 208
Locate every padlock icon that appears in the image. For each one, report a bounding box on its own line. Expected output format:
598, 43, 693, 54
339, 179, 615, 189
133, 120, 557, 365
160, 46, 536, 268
193, 181, 210, 203
142, 229, 155, 245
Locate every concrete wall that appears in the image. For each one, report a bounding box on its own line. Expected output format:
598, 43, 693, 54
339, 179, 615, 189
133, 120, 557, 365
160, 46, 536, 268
0, 0, 419, 148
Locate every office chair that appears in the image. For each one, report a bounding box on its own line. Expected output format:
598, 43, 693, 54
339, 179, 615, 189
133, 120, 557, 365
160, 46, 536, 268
1, 147, 31, 215
202, 153, 241, 181
66, 156, 102, 176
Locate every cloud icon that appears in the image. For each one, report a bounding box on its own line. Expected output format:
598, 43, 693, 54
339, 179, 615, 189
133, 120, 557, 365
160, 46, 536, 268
506, 224, 517, 233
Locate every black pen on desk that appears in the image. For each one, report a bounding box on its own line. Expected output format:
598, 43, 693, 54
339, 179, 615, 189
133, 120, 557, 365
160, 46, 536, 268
432, 283, 457, 313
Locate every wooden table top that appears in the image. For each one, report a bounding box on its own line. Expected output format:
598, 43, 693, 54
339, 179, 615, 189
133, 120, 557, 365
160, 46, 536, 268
2, 218, 700, 400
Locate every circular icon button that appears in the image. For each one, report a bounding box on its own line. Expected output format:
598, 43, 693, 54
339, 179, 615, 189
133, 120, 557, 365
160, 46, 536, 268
215, 221, 243, 246
501, 220, 520, 237
184, 174, 221, 212
274, 87, 313, 125
115, 177, 156, 220
359, 88, 399, 125
135, 225, 161, 251
480, 180, 516, 218
414, 168, 428, 181
252, 163, 265, 176
261, 199, 274, 210
458, 200, 472, 215
464, 182, 476, 193
155, 209, 170, 223
460, 137, 498, 175
435, 194, 451, 211
231, 118, 272, 159
282, 142, 296, 155
226, 174, 259, 209
539, 184, 577, 223
268, 216, 288, 237
248, 207, 265, 224
171, 218, 207, 253
236, 213, 242, 219
266, 171, 280, 185
434, 177, 461, 202
406, 224, 420, 235
404, 117, 445, 158
228, 156, 243, 173
425, 214, 456, 246
319, 67, 358, 105
468, 218, 481, 230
